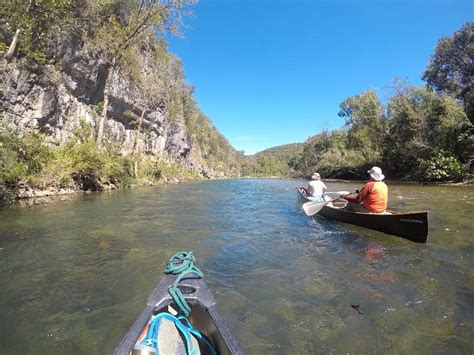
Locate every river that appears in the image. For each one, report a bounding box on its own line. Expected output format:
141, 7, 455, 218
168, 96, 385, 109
0, 179, 473, 354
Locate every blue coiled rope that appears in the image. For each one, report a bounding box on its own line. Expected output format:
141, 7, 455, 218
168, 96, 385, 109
164, 251, 203, 317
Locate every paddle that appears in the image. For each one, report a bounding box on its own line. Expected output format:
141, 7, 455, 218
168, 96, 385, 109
325, 190, 350, 196
302, 200, 331, 216
302, 194, 349, 216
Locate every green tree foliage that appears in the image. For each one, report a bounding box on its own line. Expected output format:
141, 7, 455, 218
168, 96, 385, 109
1, 0, 72, 61
422, 22, 474, 123
384, 83, 471, 179
293, 83, 471, 181
338, 90, 386, 163
295, 130, 333, 174
0, 123, 133, 195
242, 143, 304, 177
0, 131, 52, 184
416, 150, 468, 182
384, 84, 430, 176
293, 130, 365, 179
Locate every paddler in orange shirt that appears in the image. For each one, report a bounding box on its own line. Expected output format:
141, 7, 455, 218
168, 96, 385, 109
343, 166, 388, 213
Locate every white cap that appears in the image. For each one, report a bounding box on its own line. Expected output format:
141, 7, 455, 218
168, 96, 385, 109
367, 166, 385, 181
311, 173, 321, 180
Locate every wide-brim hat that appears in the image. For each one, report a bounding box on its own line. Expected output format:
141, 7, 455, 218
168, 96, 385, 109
367, 166, 385, 181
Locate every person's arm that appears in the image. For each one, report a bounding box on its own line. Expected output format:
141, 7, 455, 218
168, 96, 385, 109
344, 194, 359, 203
356, 182, 373, 202
322, 182, 327, 193
344, 183, 369, 202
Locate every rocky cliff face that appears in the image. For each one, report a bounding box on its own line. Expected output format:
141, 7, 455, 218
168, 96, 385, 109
0, 42, 219, 178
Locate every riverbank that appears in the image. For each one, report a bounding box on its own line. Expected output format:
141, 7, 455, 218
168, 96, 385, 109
0, 175, 189, 207
0, 128, 222, 206
0, 173, 203, 207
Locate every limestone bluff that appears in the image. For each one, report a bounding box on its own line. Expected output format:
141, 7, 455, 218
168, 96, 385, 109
0, 31, 242, 200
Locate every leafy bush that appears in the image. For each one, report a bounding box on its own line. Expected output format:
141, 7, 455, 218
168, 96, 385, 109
416, 151, 468, 182
0, 132, 53, 184
139, 159, 163, 181
62, 138, 131, 189
0, 125, 133, 192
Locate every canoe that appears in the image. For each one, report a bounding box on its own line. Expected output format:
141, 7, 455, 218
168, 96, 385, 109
297, 187, 428, 243
114, 273, 243, 355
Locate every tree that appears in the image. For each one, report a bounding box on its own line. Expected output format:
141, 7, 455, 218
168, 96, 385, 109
131, 72, 164, 176
384, 82, 471, 178
1, 0, 71, 61
338, 90, 386, 163
294, 129, 357, 178
422, 22, 474, 123
89, 0, 196, 146
385, 85, 431, 176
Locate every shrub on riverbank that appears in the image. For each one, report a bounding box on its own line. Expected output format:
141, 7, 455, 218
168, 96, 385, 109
0, 132, 52, 184
416, 151, 469, 182
0, 128, 200, 204
0, 130, 130, 198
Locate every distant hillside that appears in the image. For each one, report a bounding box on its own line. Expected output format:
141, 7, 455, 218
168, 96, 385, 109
242, 143, 304, 177
254, 143, 304, 161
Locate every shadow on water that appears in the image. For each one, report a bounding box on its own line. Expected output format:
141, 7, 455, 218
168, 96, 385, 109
0, 179, 473, 354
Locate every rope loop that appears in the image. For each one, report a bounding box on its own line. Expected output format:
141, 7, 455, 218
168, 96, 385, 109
164, 251, 203, 317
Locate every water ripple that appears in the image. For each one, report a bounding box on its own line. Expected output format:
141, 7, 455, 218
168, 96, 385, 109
0, 179, 473, 353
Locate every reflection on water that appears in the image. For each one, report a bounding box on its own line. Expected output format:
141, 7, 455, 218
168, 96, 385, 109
0, 179, 473, 354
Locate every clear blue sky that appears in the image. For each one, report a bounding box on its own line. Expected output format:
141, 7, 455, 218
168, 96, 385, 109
169, 0, 473, 155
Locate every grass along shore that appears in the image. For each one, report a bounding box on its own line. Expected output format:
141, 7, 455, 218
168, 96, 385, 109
0, 129, 203, 206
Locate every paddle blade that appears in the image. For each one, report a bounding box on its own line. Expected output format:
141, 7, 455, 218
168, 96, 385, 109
302, 201, 328, 216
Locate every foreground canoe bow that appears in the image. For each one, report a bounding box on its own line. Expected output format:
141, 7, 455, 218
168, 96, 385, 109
297, 187, 428, 243
114, 273, 243, 354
